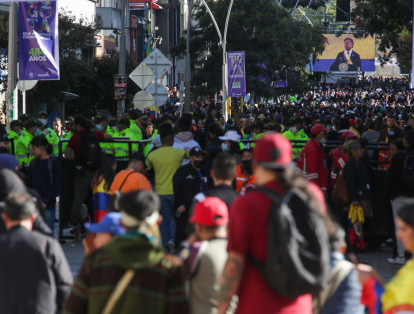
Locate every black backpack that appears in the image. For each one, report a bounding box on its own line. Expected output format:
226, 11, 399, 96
403, 153, 414, 190
250, 186, 330, 298
78, 131, 103, 170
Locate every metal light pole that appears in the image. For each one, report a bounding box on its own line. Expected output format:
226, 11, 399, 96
117, 0, 127, 116
6, 2, 18, 127
198, 0, 233, 121
184, 0, 193, 113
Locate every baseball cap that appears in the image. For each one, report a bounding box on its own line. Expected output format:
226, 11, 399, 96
84, 212, 125, 236
253, 133, 292, 169
189, 147, 203, 156
341, 130, 357, 139
190, 197, 228, 227
0, 154, 19, 171
310, 123, 328, 136
219, 130, 241, 142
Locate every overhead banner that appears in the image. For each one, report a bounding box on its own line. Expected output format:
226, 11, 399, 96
19, 1, 60, 80
227, 51, 246, 97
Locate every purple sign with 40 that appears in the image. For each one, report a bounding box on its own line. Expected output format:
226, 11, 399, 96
227, 51, 246, 98
19, 1, 59, 80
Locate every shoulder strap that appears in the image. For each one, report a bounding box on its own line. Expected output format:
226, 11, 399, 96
102, 269, 135, 314
313, 260, 354, 314
118, 171, 139, 191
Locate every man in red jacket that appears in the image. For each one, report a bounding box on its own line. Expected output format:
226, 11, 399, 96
297, 123, 328, 194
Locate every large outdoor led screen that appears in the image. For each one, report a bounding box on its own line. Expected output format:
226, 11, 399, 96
313, 34, 375, 72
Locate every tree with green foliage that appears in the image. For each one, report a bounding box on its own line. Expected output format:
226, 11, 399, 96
352, 0, 412, 72
172, 0, 326, 98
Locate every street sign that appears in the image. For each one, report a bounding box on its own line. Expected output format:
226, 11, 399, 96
17, 80, 37, 91
145, 82, 168, 107
129, 63, 155, 90
133, 91, 153, 111
142, 48, 172, 80
114, 74, 128, 99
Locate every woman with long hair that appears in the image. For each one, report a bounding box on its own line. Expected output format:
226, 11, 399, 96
91, 154, 117, 222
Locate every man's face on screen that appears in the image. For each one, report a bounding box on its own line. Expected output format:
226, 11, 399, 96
344, 39, 353, 51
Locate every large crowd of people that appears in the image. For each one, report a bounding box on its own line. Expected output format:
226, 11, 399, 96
0, 75, 413, 313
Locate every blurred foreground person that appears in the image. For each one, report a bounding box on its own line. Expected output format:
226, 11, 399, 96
64, 190, 189, 314
0, 193, 72, 313
218, 134, 329, 314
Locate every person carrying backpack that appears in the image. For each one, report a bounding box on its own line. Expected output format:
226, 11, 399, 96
384, 131, 414, 265
65, 115, 112, 230
218, 133, 330, 314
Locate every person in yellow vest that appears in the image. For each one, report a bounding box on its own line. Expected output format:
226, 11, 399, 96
38, 112, 59, 157
125, 108, 143, 140
282, 118, 309, 160
16, 119, 40, 167
114, 118, 140, 159
7, 120, 23, 155
94, 115, 115, 155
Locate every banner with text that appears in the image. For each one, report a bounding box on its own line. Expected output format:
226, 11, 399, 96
227, 51, 246, 97
19, 1, 60, 80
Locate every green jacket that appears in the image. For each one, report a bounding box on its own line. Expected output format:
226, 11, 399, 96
16, 129, 35, 167
63, 235, 189, 314
144, 129, 158, 157
7, 130, 20, 155
60, 131, 73, 156
99, 126, 116, 155
44, 128, 60, 156
115, 128, 139, 158
282, 128, 309, 159
129, 120, 143, 140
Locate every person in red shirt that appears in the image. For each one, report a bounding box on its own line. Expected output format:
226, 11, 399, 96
329, 130, 358, 188
297, 123, 329, 194
65, 115, 112, 228
217, 133, 326, 314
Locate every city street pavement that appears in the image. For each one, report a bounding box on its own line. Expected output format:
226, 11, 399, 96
61, 233, 401, 282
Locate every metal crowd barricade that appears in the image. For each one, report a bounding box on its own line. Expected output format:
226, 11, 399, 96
57, 137, 153, 242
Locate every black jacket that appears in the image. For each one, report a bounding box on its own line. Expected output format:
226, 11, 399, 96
384, 150, 414, 200
329, 51, 362, 72
0, 226, 73, 313
173, 163, 207, 211
343, 158, 371, 202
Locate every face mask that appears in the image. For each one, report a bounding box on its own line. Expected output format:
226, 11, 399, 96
221, 143, 229, 152
112, 127, 117, 132
18, 130, 23, 136
35, 129, 41, 136
320, 138, 327, 144
95, 124, 103, 131
251, 132, 257, 137
193, 160, 204, 169
242, 159, 253, 175
39, 119, 47, 126
290, 127, 297, 133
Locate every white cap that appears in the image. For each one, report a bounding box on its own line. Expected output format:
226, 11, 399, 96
219, 131, 241, 142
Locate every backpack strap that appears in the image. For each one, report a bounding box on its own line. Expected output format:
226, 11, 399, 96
312, 260, 354, 314
102, 269, 135, 314
118, 171, 139, 192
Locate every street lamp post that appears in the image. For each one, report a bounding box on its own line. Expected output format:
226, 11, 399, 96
184, 0, 193, 113
410, 0, 414, 89
117, 0, 127, 117
6, 2, 18, 127
199, 0, 234, 121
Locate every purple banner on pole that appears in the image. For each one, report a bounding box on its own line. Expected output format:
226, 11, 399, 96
19, 1, 59, 80
227, 51, 246, 97
273, 80, 288, 88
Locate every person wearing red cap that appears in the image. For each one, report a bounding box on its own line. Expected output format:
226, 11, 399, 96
218, 133, 326, 314
297, 123, 329, 194
181, 197, 229, 314
329, 130, 357, 189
